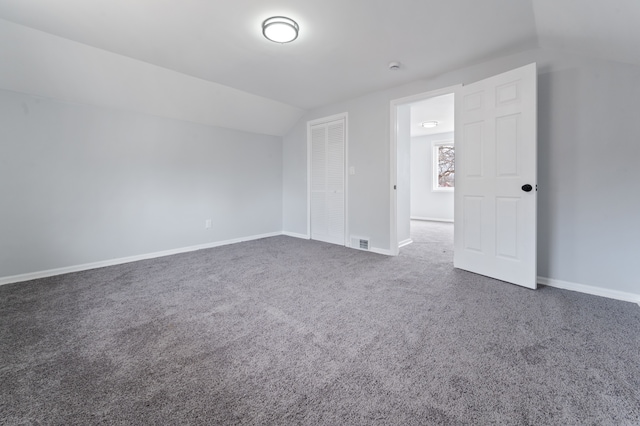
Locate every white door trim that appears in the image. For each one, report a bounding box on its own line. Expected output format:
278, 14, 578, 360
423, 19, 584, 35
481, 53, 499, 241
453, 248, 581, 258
389, 85, 461, 255
307, 112, 349, 245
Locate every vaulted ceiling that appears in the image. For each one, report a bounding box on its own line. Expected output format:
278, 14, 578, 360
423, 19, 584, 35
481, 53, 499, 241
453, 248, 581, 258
0, 0, 638, 134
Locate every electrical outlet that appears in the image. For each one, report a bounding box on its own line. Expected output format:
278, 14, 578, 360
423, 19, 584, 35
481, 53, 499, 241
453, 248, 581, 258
205, 219, 212, 229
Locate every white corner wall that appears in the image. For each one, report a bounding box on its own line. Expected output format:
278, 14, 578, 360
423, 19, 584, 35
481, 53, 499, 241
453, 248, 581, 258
282, 47, 640, 300
0, 90, 283, 279
410, 132, 455, 222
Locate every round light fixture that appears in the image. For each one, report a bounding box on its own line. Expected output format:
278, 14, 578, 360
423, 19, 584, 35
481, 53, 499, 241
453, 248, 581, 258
421, 121, 439, 128
262, 16, 299, 43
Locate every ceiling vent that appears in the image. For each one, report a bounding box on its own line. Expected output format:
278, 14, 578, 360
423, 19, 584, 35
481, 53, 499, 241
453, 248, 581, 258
351, 236, 370, 251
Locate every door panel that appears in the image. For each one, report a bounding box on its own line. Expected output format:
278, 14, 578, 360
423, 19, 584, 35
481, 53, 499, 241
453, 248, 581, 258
311, 192, 327, 239
495, 197, 519, 259
496, 114, 520, 176
463, 196, 484, 252
454, 63, 537, 289
464, 122, 484, 178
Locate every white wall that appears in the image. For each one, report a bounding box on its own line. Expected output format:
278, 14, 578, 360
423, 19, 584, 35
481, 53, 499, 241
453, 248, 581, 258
410, 132, 455, 222
282, 47, 640, 297
0, 89, 283, 278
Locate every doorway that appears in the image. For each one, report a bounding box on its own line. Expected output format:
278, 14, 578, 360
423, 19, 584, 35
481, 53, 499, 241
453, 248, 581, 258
409, 94, 455, 249
390, 85, 460, 255
391, 64, 538, 289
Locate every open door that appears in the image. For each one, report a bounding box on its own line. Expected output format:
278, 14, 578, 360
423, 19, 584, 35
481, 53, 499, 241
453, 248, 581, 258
454, 63, 537, 289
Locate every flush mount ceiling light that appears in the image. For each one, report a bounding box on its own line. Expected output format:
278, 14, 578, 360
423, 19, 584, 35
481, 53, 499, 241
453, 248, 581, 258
262, 16, 299, 43
421, 121, 439, 128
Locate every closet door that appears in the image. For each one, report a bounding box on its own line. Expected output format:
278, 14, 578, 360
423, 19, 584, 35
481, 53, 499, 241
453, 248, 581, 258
310, 118, 345, 245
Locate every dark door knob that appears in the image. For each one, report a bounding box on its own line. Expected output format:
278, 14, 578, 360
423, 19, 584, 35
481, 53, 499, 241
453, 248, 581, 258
522, 184, 533, 192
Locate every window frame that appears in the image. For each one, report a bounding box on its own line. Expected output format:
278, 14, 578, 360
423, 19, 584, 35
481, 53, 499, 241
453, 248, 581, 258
432, 140, 455, 192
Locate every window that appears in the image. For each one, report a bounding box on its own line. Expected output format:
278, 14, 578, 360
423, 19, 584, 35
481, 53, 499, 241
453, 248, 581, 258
433, 141, 454, 191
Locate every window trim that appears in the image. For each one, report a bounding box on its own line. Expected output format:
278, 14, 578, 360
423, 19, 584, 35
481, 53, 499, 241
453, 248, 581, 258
432, 140, 455, 192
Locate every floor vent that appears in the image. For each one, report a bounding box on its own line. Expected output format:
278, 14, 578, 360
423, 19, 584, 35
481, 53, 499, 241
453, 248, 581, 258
351, 237, 370, 251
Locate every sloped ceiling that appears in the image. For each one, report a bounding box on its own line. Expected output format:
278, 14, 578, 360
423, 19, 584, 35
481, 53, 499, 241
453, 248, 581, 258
0, 19, 304, 136
533, 0, 640, 67
0, 1, 538, 111
0, 0, 637, 135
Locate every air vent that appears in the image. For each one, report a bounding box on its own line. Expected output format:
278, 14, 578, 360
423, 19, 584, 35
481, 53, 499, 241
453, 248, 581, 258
351, 236, 370, 251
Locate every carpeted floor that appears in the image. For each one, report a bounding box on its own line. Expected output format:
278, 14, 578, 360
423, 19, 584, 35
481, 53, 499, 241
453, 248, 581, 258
1, 220, 639, 425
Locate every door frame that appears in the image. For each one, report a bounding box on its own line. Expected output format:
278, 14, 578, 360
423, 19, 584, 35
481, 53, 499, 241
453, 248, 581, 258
307, 112, 349, 245
389, 85, 461, 255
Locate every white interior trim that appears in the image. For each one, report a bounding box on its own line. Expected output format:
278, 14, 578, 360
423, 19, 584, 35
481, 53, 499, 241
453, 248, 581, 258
411, 216, 454, 223
538, 276, 640, 306
390, 84, 462, 256
5, 234, 637, 309
399, 239, 413, 248
0, 231, 398, 286
282, 231, 309, 239
0, 232, 281, 286
369, 247, 393, 256
306, 112, 349, 246
431, 139, 455, 192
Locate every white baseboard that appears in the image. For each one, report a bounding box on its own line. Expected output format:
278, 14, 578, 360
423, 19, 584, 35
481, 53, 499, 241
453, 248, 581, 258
0, 231, 282, 286
281, 231, 309, 239
399, 239, 413, 248
369, 247, 393, 256
8, 238, 637, 309
538, 276, 640, 306
411, 216, 454, 223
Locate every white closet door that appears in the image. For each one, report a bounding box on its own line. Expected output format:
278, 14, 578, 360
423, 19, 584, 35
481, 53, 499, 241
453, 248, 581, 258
311, 119, 345, 245
311, 125, 328, 241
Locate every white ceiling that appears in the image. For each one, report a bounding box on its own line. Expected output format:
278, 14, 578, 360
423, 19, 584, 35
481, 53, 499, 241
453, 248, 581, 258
410, 94, 454, 137
0, 0, 538, 110
0, 0, 638, 132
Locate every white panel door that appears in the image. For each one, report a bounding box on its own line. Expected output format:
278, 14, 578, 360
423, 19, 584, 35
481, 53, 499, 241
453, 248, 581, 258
454, 63, 537, 289
311, 119, 345, 245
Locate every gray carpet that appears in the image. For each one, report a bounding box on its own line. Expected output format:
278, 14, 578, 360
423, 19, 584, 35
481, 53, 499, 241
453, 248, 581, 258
1, 220, 639, 425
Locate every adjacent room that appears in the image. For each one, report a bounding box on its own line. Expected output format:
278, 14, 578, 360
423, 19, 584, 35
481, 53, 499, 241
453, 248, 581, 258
1, 1, 639, 424
398, 93, 455, 250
